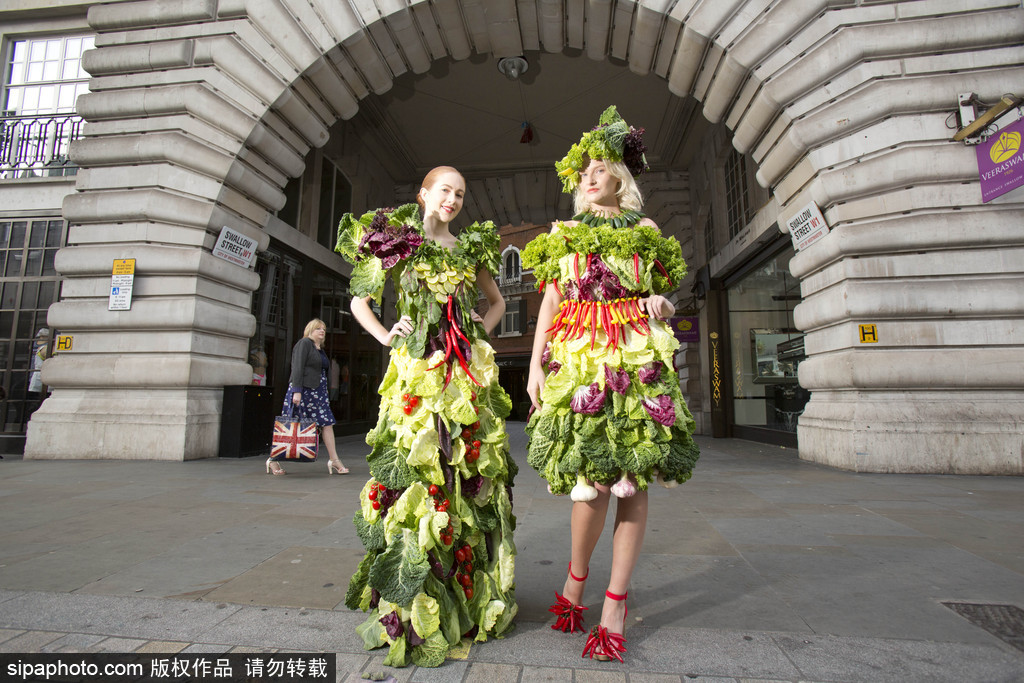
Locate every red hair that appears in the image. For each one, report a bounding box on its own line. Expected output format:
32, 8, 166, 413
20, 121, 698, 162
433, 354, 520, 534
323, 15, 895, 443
417, 166, 465, 211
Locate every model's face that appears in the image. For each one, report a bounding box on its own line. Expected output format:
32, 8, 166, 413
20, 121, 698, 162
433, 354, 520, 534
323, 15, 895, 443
420, 171, 465, 223
580, 159, 620, 209
311, 326, 326, 344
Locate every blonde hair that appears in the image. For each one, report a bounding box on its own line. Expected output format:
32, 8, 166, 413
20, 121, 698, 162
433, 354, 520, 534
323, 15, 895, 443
416, 166, 465, 212
303, 318, 326, 338
572, 158, 644, 215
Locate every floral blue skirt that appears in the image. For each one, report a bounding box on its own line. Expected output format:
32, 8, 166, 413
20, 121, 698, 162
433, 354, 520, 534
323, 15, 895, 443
283, 371, 336, 427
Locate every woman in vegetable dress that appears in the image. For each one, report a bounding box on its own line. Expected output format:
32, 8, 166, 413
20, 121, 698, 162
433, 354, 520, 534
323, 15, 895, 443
523, 107, 699, 663
337, 166, 518, 668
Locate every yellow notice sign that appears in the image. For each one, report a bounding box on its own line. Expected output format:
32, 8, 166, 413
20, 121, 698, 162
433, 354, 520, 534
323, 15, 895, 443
55, 335, 73, 351
112, 259, 135, 275
859, 324, 878, 343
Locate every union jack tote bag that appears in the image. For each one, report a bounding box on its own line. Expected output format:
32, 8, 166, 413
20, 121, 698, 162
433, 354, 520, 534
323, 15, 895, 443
270, 404, 319, 462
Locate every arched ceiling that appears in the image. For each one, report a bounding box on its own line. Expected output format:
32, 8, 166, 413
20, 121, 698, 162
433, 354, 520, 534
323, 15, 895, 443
342, 50, 712, 184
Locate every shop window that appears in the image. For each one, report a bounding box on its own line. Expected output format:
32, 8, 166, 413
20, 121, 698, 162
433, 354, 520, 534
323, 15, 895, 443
317, 159, 352, 250
0, 219, 66, 443
726, 246, 808, 437
725, 149, 750, 239
703, 207, 715, 264
277, 175, 302, 228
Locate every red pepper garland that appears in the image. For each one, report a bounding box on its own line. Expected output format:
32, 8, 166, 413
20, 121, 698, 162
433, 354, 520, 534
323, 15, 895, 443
545, 295, 650, 351
428, 294, 483, 388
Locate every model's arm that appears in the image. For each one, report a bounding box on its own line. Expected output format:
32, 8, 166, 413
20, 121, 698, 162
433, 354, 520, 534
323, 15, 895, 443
351, 296, 413, 346
526, 284, 563, 410
475, 269, 505, 335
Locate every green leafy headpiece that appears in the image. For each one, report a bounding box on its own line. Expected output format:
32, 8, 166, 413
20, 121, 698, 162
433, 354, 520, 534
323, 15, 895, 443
554, 105, 648, 194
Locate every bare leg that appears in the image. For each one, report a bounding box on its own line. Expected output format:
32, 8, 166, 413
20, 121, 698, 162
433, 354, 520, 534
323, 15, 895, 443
322, 425, 347, 472
601, 487, 648, 633
562, 485, 612, 605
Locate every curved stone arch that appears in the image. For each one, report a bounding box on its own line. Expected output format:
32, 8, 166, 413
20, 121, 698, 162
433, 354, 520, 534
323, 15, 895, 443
26, 0, 1024, 468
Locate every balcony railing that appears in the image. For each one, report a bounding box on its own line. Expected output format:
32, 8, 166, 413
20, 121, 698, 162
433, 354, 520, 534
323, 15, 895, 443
1, 113, 83, 179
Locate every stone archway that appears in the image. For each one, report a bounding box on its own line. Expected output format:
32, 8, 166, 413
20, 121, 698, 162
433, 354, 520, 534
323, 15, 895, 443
25, 0, 1024, 472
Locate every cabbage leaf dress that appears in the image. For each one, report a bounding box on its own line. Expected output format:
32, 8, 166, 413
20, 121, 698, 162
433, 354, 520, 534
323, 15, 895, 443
523, 217, 699, 494
336, 204, 517, 668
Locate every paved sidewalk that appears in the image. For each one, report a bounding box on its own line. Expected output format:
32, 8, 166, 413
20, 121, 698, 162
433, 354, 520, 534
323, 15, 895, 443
0, 427, 1022, 682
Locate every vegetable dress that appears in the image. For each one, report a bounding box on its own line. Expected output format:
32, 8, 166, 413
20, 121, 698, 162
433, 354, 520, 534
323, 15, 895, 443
337, 204, 517, 669
523, 217, 700, 496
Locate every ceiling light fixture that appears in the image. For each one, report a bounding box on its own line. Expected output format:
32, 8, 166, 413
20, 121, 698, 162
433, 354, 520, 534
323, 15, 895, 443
497, 56, 528, 81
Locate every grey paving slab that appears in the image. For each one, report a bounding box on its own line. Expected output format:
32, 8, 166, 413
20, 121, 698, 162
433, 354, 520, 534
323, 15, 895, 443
408, 659, 468, 682
198, 602, 364, 652
0, 630, 64, 652
92, 636, 149, 652
39, 632, 106, 652
774, 633, 1023, 683
633, 554, 809, 632
0, 591, 243, 642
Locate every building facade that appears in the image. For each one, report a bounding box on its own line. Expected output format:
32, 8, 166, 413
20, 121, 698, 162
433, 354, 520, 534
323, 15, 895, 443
1, 0, 1021, 473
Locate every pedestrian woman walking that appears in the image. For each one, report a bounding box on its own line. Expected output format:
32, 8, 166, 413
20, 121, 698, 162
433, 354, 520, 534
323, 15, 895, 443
523, 107, 700, 663
267, 318, 349, 475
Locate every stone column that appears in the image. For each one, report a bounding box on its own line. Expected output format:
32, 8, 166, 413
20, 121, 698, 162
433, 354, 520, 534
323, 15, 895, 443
736, 9, 1024, 473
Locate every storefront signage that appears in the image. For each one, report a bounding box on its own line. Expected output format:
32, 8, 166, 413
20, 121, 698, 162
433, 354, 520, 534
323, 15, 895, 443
669, 316, 700, 343
212, 226, 258, 268
859, 324, 878, 343
784, 201, 829, 251
710, 331, 722, 407
55, 335, 73, 351
977, 116, 1024, 202
108, 259, 135, 311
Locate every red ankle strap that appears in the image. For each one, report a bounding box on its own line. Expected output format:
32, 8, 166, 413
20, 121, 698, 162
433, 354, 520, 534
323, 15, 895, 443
605, 590, 627, 601
568, 563, 589, 582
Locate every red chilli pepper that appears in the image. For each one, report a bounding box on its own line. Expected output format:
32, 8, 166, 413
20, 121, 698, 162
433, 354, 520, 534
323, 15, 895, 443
538, 279, 546, 292
653, 259, 673, 286
586, 253, 592, 274
590, 302, 598, 350
552, 278, 562, 298
560, 300, 579, 342
602, 303, 612, 349
634, 299, 651, 333
578, 302, 591, 339
633, 253, 640, 285
573, 301, 587, 340
545, 306, 563, 334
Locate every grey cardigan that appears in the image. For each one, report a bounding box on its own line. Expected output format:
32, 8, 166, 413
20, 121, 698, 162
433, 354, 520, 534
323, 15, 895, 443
289, 337, 324, 392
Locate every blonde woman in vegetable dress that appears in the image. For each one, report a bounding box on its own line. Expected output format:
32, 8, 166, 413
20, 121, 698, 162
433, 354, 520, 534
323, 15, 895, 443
337, 166, 517, 668
523, 107, 699, 663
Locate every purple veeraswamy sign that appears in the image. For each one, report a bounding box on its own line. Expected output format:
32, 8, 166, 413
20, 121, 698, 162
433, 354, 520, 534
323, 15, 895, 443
978, 116, 1024, 203
669, 316, 700, 344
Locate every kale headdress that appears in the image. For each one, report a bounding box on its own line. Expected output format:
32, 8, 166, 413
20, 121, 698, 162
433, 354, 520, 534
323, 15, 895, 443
554, 105, 648, 194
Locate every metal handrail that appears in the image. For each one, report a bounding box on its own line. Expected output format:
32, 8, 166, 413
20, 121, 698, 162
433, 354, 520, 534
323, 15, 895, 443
0, 113, 83, 178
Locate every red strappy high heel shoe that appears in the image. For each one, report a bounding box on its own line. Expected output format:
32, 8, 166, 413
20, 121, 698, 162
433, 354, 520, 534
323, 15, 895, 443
582, 590, 627, 663
548, 563, 588, 633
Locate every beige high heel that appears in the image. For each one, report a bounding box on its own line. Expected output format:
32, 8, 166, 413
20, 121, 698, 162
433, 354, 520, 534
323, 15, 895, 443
266, 458, 286, 475
328, 458, 349, 475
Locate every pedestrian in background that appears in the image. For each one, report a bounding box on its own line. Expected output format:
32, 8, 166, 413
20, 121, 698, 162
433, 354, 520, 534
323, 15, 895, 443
266, 318, 349, 475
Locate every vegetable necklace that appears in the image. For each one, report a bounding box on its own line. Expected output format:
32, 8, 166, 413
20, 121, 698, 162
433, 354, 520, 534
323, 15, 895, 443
571, 209, 645, 230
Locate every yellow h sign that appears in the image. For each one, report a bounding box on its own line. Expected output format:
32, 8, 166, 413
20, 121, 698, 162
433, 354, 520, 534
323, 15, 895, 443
859, 324, 878, 343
